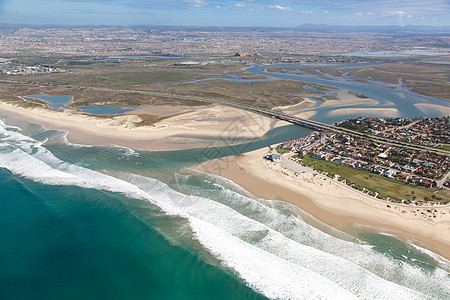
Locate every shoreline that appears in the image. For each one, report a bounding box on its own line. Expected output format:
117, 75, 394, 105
2, 100, 449, 260
197, 147, 450, 261
0, 102, 279, 151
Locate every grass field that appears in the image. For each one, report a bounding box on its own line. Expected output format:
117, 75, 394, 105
436, 144, 450, 152
299, 154, 449, 204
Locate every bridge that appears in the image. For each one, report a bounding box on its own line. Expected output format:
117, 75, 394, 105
201, 99, 335, 131
212, 100, 450, 157
2, 79, 449, 156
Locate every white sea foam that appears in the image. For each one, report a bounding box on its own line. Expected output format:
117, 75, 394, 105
0, 119, 22, 132
110, 144, 140, 157
190, 168, 256, 198
58, 130, 94, 148
0, 125, 7, 136
130, 174, 439, 299
0, 120, 449, 299
410, 243, 450, 268
190, 217, 358, 300
205, 175, 357, 243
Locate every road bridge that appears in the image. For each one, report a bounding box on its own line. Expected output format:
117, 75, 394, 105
2, 79, 448, 156
214, 100, 450, 157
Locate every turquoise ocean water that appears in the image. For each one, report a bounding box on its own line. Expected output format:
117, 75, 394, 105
0, 115, 449, 300
3, 64, 450, 299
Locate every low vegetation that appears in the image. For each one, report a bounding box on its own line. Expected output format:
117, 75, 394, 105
1, 56, 321, 109
436, 144, 450, 152
296, 154, 449, 204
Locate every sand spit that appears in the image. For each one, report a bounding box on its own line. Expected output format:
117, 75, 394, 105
0, 102, 278, 150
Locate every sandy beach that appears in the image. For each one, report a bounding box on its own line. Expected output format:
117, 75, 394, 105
2, 99, 449, 260
415, 103, 450, 115
328, 107, 400, 118
197, 147, 450, 260
0, 102, 278, 150
273, 90, 390, 119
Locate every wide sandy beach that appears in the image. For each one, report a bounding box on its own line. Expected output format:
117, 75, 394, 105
2, 100, 449, 260
197, 148, 450, 260
0, 102, 278, 150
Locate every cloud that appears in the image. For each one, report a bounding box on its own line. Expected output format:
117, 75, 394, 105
388, 10, 405, 17
233, 2, 246, 8
58, 0, 450, 18
385, 10, 406, 26
354, 11, 377, 17
276, 0, 448, 18
183, 0, 207, 7
265, 5, 293, 11
7, 0, 450, 26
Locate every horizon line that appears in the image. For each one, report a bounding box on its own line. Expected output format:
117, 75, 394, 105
1, 23, 450, 29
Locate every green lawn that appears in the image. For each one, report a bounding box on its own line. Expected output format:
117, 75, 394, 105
276, 146, 290, 154
436, 144, 450, 152
299, 155, 449, 204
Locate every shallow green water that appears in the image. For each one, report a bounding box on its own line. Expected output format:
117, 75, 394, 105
0, 169, 267, 300
0, 115, 449, 299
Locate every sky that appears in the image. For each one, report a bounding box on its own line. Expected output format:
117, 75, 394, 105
1, 0, 449, 27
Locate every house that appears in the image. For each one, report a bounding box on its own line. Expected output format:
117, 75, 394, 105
378, 153, 388, 159
331, 157, 345, 165
372, 166, 385, 175
402, 165, 415, 172
414, 168, 425, 176
384, 169, 397, 179
311, 153, 325, 160
264, 153, 281, 161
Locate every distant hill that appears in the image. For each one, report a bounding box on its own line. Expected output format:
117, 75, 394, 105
1, 23, 449, 35
295, 24, 450, 34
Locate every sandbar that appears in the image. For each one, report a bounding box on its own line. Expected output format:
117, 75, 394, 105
2, 99, 449, 260
0, 102, 279, 150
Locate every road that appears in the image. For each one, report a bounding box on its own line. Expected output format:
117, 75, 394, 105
2, 78, 449, 157
437, 171, 450, 190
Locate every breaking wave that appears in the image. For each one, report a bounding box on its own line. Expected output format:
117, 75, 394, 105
0, 119, 449, 299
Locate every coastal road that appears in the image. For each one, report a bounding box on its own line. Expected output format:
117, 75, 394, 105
2, 78, 449, 157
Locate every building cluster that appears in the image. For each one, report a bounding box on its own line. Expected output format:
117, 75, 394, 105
280, 119, 449, 189
338, 117, 449, 147
0, 25, 418, 57
0, 63, 65, 76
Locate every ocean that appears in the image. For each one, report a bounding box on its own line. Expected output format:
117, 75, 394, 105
0, 115, 449, 299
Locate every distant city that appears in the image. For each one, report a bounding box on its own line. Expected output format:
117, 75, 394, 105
0, 24, 448, 57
